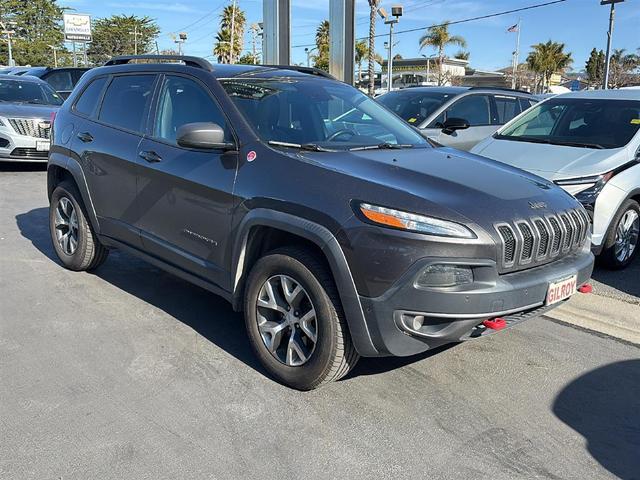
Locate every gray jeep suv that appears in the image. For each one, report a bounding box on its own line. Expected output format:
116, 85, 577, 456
47, 56, 594, 390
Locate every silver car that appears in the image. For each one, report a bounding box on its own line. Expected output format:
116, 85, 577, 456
0, 74, 63, 162
377, 86, 538, 151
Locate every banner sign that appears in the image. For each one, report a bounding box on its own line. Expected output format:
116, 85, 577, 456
64, 14, 92, 42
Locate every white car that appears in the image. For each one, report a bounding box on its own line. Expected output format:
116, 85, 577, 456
471, 89, 640, 269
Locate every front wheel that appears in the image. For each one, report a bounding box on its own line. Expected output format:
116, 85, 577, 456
599, 199, 640, 269
243, 247, 359, 390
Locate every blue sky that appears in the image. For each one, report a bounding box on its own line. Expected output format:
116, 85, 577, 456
59, 0, 640, 72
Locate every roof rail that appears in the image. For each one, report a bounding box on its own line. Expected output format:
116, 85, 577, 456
258, 64, 336, 80
104, 55, 213, 71
468, 86, 531, 95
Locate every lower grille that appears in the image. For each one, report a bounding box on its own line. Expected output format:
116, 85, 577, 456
8, 118, 51, 139
495, 208, 589, 272
10, 148, 48, 159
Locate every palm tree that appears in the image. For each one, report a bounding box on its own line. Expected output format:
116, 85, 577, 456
418, 22, 466, 85
213, 2, 246, 64
367, 0, 380, 96
355, 39, 368, 84
526, 41, 572, 93
313, 20, 330, 71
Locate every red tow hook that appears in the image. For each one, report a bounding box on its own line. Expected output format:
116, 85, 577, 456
483, 318, 507, 331
578, 284, 593, 294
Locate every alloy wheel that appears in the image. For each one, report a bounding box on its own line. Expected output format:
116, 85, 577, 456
614, 209, 639, 263
255, 274, 317, 366
54, 197, 79, 256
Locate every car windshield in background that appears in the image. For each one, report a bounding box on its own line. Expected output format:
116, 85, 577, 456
0, 79, 63, 106
376, 90, 454, 125
219, 78, 429, 150
496, 98, 640, 149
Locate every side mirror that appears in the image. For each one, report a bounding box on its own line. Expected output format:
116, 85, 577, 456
176, 122, 235, 150
442, 117, 470, 135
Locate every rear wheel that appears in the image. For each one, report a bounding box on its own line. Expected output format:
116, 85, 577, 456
243, 247, 359, 390
600, 199, 640, 269
49, 181, 109, 271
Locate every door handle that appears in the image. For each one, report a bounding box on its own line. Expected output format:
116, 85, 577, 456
76, 132, 93, 143
139, 150, 162, 163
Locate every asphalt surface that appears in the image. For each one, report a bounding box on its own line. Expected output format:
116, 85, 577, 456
1, 165, 639, 480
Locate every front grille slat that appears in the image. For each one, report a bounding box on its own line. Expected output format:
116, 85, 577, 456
8, 118, 51, 139
495, 208, 587, 272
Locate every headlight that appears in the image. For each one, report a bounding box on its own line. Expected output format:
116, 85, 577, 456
358, 202, 476, 238
555, 172, 613, 200
415, 264, 473, 288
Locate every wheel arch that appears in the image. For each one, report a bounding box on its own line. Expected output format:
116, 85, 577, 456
231, 209, 379, 356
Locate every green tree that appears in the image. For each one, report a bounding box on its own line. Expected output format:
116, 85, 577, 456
526, 41, 572, 93
238, 52, 257, 64
0, 0, 65, 66
355, 39, 368, 84
419, 22, 467, 85
87, 15, 159, 65
213, 2, 246, 64
312, 20, 330, 72
367, 0, 380, 95
585, 48, 605, 87
608, 48, 639, 88
454, 50, 470, 61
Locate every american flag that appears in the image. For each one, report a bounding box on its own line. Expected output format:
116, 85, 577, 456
507, 24, 519, 33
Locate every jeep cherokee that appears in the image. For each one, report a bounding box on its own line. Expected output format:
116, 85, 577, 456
47, 56, 594, 390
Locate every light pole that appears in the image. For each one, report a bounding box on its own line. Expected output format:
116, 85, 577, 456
601, 0, 624, 89
129, 24, 138, 55
304, 47, 317, 67
0, 21, 17, 67
378, 6, 403, 93
421, 53, 436, 85
48, 45, 59, 67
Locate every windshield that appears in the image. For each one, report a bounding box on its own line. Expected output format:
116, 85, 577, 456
219, 77, 428, 150
497, 97, 640, 149
0, 79, 63, 105
376, 89, 454, 125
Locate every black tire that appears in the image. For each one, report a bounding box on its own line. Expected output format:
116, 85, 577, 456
243, 246, 359, 390
49, 181, 109, 271
599, 199, 640, 270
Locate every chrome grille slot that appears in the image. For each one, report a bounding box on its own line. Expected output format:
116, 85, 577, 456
495, 208, 587, 272
518, 222, 534, 262
534, 219, 550, 258
8, 118, 51, 139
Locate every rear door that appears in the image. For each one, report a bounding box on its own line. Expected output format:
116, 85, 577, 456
422, 93, 497, 151
71, 73, 157, 247
135, 74, 238, 289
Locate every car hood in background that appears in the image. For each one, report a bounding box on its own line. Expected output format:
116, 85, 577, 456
472, 137, 630, 180
0, 103, 60, 119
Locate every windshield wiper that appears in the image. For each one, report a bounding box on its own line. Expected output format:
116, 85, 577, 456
349, 142, 414, 151
547, 140, 606, 150
267, 141, 335, 152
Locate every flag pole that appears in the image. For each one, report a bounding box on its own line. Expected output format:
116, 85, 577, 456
511, 19, 521, 89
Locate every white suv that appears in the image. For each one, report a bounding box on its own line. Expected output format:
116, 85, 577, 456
472, 89, 640, 269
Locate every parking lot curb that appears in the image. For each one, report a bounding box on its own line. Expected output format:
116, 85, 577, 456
546, 293, 640, 345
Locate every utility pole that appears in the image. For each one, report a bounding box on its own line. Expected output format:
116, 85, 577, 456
250, 23, 261, 64
511, 19, 521, 90
601, 0, 624, 90
130, 24, 138, 55
229, 0, 238, 64
0, 21, 16, 67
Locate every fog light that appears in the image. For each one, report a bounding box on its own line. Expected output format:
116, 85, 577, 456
412, 315, 424, 331
415, 264, 473, 288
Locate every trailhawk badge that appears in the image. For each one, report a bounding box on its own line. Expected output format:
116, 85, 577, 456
529, 201, 547, 210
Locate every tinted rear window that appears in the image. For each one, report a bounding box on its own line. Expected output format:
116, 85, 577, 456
377, 90, 454, 125
98, 75, 155, 133
74, 77, 107, 117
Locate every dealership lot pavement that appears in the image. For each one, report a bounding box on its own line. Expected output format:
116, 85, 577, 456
1, 165, 639, 480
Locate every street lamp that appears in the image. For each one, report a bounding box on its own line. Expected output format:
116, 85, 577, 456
379, 5, 403, 93
304, 47, 317, 68
421, 53, 436, 85
48, 45, 59, 67
601, 0, 624, 89
0, 20, 17, 67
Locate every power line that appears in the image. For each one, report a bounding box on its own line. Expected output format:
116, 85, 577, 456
291, 0, 569, 48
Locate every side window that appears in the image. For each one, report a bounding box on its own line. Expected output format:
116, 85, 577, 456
74, 77, 107, 118
445, 95, 491, 126
493, 95, 521, 124
72, 70, 88, 86
519, 98, 537, 112
154, 75, 228, 144
99, 75, 156, 133
45, 71, 73, 91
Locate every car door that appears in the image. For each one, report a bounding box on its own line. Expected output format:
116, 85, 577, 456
71, 73, 157, 247
421, 94, 497, 151
135, 74, 238, 289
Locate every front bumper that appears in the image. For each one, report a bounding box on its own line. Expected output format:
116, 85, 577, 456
0, 128, 49, 162
359, 248, 594, 357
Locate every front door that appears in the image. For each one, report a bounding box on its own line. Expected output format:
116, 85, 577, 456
135, 74, 237, 290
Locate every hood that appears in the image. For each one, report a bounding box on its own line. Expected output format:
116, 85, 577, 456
0, 103, 60, 119
300, 145, 578, 233
473, 137, 630, 180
